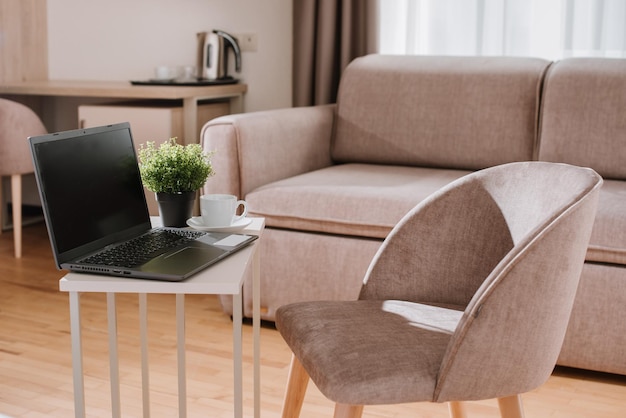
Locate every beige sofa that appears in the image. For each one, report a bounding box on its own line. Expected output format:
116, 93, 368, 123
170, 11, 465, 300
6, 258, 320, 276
201, 54, 626, 376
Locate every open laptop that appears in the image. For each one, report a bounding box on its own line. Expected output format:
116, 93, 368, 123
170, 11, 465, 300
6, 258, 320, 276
28, 122, 257, 281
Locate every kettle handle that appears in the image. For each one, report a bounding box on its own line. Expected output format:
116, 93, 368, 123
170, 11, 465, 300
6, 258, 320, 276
213, 30, 242, 73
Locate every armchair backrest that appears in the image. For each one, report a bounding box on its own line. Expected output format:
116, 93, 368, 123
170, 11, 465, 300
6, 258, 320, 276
359, 168, 515, 307
0, 98, 47, 176
331, 55, 551, 170
435, 162, 601, 401
359, 162, 602, 401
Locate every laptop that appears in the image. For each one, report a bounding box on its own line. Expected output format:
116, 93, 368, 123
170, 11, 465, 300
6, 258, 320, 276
28, 122, 257, 281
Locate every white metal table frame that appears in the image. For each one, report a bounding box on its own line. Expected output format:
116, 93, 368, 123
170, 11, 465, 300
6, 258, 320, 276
59, 218, 264, 418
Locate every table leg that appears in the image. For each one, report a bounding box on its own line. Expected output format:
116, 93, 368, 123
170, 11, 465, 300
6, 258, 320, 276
176, 294, 187, 417
229, 94, 244, 114
69, 292, 86, 418
182, 97, 199, 145
106, 293, 121, 418
139, 293, 150, 418
10, 175, 22, 258
233, 291, 243, 418
252, 242, 261, 418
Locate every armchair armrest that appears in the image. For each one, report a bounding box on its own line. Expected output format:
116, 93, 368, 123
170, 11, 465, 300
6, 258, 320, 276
201, 105, 336, 198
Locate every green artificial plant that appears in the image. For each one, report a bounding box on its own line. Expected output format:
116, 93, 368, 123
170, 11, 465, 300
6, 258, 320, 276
138, 138, 214, 194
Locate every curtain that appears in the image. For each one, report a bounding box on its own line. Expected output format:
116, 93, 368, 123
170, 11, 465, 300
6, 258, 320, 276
379, 0, 626, 60
293, 0, 379, 107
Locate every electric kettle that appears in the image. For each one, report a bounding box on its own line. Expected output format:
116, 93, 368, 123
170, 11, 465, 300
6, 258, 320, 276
197, 30, 242, 80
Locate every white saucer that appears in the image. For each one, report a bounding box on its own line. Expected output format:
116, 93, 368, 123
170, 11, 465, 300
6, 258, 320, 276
186, 216, 253, 232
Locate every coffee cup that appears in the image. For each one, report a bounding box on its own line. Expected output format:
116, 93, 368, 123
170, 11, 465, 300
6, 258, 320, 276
154, 65, 176, 80
200, 194, 248, 227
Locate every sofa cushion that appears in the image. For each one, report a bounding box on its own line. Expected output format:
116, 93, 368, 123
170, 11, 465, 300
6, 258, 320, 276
331, 55, 550, 170
586, 180, 626, 265
245, 163, 470, 239
538, 57, 626, 180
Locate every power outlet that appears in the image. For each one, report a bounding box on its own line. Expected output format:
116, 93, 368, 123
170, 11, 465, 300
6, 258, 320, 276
236, 33, 258, 52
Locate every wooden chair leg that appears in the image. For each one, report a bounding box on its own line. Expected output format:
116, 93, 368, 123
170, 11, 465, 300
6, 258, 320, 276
281, 354, 310, 418
448, 401, 468, 418
334, 403, 364, 418
498, 394, 525, 418
0, 178, 3, 236
11, 174, 22, 258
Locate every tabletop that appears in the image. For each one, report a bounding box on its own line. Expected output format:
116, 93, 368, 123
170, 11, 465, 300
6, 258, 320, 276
59, 217, 265, 295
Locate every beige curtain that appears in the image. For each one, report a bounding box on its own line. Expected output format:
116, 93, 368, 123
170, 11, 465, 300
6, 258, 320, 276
293, 0, 379, 107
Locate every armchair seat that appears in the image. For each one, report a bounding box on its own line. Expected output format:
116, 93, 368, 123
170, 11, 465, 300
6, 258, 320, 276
278, 299, 463, 405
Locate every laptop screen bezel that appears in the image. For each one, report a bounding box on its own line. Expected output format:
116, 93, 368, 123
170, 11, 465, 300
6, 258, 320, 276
28, 122, 153, 268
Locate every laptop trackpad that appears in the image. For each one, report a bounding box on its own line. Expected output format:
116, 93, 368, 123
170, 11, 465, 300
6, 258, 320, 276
141, 246, 226, 274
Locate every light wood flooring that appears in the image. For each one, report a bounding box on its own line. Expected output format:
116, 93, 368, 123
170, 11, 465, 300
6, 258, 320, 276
1, 222, 626, 417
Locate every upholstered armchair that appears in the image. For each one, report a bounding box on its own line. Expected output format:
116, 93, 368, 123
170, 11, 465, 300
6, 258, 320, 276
0, 99, 47, 257
276, 162, 602, 418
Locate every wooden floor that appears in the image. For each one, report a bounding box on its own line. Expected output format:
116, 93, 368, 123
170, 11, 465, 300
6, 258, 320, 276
1, 222, 626, 417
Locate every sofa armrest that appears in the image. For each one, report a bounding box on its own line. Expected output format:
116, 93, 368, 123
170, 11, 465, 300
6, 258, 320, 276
201, 104, 336, 198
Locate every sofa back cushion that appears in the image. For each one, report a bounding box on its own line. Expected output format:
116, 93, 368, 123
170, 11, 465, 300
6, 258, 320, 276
331, 55, 551, 170
538, 57, 626, 180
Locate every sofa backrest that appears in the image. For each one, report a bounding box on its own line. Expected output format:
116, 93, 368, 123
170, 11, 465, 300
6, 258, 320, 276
538, 57, 626, 180
331, 54, 551, 170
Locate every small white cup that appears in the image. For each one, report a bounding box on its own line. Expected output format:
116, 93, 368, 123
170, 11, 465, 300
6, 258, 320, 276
178, 65, 196, 81
154, 65, 176, 80
200, 194, 248, 227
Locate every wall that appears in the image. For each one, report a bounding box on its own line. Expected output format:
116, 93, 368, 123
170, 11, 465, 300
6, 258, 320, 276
0, 0, 48, 83
0, 0, 49, 214
46, 0, 293, 112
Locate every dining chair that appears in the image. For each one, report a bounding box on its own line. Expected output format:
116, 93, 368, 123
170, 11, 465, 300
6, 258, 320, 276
276, 161, 602, 418
0, 99, 47, 257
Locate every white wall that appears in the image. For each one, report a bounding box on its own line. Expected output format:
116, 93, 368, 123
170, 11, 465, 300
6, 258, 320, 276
47, 0, 293, 112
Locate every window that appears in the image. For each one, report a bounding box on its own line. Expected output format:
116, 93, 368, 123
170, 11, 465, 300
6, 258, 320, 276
379, 0, 626, 59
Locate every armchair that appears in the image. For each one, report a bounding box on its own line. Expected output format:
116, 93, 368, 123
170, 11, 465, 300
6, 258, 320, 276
0, 99, 47, 257
276, 162, 602, 417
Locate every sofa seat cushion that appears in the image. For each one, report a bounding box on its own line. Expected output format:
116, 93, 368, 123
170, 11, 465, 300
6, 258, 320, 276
586, 180, 626, 265
245, 163, 470, 239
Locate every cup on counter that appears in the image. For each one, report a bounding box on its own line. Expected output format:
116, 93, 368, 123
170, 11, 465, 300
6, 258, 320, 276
154, 66, 177, 80
178, 65, 196, 81
200, 194, 248, 227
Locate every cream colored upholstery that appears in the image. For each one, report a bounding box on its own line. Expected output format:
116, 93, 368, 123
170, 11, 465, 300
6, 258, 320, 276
202, 55, 626, 376
203, 55, 550, 320
0, 99, 47, 257
276, 162, 602, 418
537, 57, 626, 373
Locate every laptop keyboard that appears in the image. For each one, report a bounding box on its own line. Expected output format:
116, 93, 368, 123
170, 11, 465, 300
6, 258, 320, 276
80, 229, 207, 268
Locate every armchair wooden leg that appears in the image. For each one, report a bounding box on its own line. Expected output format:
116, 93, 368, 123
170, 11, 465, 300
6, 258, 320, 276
448, 401, 468, 418
0, 178, 3, 236
498, 395, 525, 418
281, 354, 310, 418
11, 174, 22, 258
334, 403, 364, 418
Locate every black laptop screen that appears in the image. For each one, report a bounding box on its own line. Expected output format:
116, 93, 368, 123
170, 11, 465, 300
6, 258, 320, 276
30, 123, 150, 256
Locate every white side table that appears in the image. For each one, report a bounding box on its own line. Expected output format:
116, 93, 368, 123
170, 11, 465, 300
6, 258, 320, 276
59, 217, 264, 418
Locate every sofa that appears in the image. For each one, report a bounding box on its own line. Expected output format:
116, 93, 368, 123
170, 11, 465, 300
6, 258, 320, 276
201, 54, 626, 376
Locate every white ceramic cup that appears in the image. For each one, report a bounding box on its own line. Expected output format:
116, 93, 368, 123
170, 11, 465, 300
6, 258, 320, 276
200, 194, 248, 227
154, 65, 176, 80
179, 65, 196, 80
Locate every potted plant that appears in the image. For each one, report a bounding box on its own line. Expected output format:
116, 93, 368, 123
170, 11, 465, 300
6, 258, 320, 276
138, 138, 214, 226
